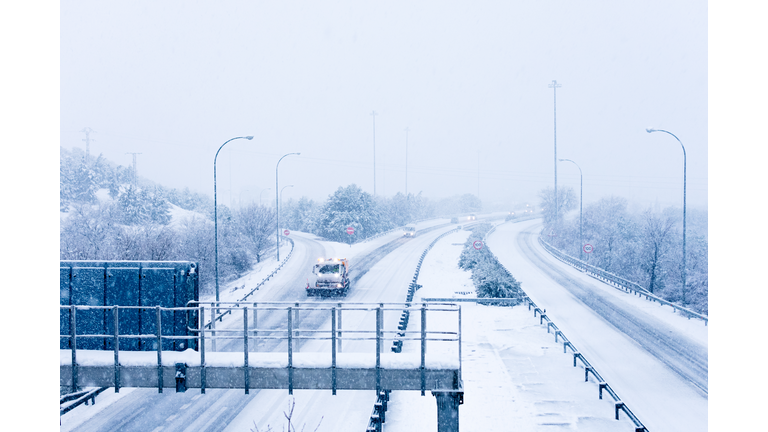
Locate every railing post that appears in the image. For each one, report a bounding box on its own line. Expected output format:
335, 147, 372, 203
288, 307, 293, 395
113, 306, 120, 393
331, 307, 337, 395
338, 303, 343, 353
200, 306, 206, 394
156, 306, 163, 393
210, 302, 217, 352
252, 302, 258, 350
421, 303, 427, 396
244, 306, 249, 395
70, 305, 78, 393
376, 307, 382, 392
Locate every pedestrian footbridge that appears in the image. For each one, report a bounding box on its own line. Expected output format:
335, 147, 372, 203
60, 301, 464, 431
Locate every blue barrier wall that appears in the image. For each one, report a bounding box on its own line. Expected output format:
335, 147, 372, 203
60, 261, 199, 351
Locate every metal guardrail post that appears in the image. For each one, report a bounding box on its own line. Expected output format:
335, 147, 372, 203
243, 307, 249, 394
421, 303, 426, 396
156, 306, 163, 393
458, 305, 462, 382
252, 302, 258, 346
200, 306, 206, 394
294, 302, 300, 341
376, 306, 382, 392
331, 307, 337, 395
288, 307, 293, 395
337, 303, 343, 353
113, 306, 120, 393
210, 304, 217, 352
70, 305, 78, 393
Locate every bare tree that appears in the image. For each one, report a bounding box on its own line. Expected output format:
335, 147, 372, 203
639, 208, 677, 293
235, 204, 276, 263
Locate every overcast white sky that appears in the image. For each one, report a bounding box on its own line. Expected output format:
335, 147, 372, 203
58, 0, 707, 210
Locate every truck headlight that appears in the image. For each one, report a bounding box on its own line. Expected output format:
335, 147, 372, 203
336, 283, 343, 288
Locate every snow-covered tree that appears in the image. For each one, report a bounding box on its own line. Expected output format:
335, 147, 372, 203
235, 204, 276, 263
315, 184, 392, 241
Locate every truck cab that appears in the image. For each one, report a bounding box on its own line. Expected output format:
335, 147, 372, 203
306, 258, 350, 296
403, 224, 417, 237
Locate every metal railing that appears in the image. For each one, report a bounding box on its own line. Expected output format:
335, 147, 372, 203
61, 301, 461, 395
524, 298, 647, 432
205, 236, 295, 328
537, 236, 708, 325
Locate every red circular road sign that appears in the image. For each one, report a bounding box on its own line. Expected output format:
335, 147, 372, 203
346, 226, 355, 235
283, 229, 290, 236
473, 240, 483, 250
583, 243, 594, 253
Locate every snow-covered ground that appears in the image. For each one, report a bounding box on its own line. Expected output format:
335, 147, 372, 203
382, 229, 638, 431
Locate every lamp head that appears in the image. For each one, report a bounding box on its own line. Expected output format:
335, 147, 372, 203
645, 128, 655, 133
245, 136, 254, 140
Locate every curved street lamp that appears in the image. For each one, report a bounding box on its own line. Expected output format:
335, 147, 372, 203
558, 158, 583, 262
646, 128, 687, 301
214, 136, 253, 303
276, 153, 300, 261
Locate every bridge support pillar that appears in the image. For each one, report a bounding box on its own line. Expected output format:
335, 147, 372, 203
432, 390, 463, 432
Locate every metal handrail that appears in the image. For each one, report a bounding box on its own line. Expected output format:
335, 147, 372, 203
60, 302, 461, 395
537, 235, 708, 325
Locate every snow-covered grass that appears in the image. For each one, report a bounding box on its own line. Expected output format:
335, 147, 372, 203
383, 229, 637, 431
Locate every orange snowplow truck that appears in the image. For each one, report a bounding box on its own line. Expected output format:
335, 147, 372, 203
306, 258, 350, 297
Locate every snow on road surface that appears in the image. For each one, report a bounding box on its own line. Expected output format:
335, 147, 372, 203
486, 219, 708, 432
383, 229, 637, 431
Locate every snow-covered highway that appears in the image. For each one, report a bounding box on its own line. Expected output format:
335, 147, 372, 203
486, 219, 708, 431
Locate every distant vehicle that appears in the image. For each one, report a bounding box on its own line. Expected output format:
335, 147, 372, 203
306, 258, 350, 297
469, 214, 477, 221
450, 217, 459, 224
403, 224, 417, 237
505, 212, 516, 221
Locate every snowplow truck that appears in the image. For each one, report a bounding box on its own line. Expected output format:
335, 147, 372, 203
306, 258, 350, 297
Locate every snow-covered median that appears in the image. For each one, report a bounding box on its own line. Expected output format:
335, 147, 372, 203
383, 229, 637, 431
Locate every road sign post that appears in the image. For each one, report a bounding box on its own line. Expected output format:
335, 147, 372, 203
583, 244, 593, 254
283, 229, 290, 236
473, 241, 483, 250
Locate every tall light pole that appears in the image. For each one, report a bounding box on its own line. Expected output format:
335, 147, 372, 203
404, 127, 409, 197
276, 152, 300, 261
280, 184, 294, 225
214, 136, 253, 303
549, 80, 562, 221
259, 188, 271, 206
559, 158, 583, 261
371, 111, 377, 196
646, 128, 687, 302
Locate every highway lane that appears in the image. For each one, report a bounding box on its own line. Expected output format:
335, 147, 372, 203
64, 224, 458, 432
487, 219, 708, 432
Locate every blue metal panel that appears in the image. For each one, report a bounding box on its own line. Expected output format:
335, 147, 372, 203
140, 268, 176, 351
105, 268, 140, 350
60, 266, 71, 349
71, 267, 106, 350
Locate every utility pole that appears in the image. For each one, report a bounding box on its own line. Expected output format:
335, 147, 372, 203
405, 127, 410, 197
371, 111, 378, 196
81, 127, 95, 162
125, 153, 142, 186
477, 151, 480, 199
548, 80, 562, 221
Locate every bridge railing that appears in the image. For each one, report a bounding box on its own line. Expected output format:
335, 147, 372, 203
60, 302, 461, 395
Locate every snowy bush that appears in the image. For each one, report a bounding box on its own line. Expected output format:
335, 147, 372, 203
458, 223, 523, 305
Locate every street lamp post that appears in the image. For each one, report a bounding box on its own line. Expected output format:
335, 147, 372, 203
404, 127, 409, 197
214, 136, 253, 303
559, 158, 583, 262
646, 128, 687, 302
276, 153, 300, 261
259, 188, 271, 206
